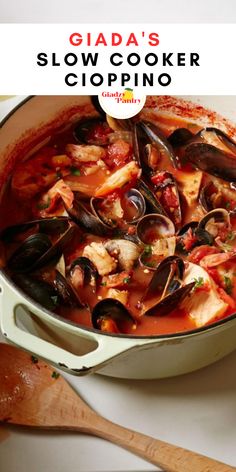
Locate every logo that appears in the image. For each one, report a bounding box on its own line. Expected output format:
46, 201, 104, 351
98, 88, 146, 119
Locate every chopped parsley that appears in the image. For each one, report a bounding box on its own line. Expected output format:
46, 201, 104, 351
226, 231, 236, 241
123, 277, 131, 284
143, 245, 153, 256
100, 281, 107, 287
225, 202, 231, 209
51, 371, 60, 379
224, 276, 233, 295
31, 355, 38, 364
51, 295, 59, 306
193, 276, 204, 289
70, 166, 81, 176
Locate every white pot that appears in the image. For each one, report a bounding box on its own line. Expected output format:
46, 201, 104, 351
1, 95, 236, 380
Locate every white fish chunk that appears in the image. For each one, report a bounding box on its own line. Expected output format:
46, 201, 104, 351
83, 242, 117, 276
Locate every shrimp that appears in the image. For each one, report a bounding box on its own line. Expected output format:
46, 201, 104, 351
36, 179, 74, 217
11, 147, 72, 199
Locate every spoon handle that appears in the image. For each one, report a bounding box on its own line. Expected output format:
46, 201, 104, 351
85, 412, 236, 472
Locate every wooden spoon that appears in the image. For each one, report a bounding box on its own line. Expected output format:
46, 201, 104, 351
0, 343, 235, 472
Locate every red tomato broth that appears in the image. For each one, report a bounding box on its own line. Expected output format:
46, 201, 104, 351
1, 111, 236, 336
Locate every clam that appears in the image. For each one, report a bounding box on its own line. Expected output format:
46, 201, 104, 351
104, 239, 142, 271
198, 208, 231, 238
92, 298, 136, 333
137, 214, 175, 245
91, 188, 146, 229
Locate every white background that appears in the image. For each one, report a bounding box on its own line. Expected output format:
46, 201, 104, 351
0, 0, 236, 23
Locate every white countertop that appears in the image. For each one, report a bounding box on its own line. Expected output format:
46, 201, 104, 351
0, 97, 236, 472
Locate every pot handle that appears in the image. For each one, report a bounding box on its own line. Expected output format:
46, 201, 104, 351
0, 276, 135, 375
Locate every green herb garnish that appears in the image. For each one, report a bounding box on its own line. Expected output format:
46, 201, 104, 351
51, 295, 59, 306
52, 371, 60, 379
123, 277, 131, 284
193, 276, 204, 289
143, 245, 153, 256
100, 281, 107, 287
31, 355, 38, 364
224, 276, 233, 295
226, 231, 236, 241
70, 166, 81, 176
225, 202, 231, 209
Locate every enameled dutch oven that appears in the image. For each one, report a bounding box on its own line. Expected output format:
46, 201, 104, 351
1, 95, 236, 379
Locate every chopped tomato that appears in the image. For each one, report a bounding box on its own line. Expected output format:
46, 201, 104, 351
162, 186, 179, 208
188, 245, 220, 264
206, 268, 222, 286
87, 123, 112, 145
181, 228, 198, 251
106, 140, 132, 168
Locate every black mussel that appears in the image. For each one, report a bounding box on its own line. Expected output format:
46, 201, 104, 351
168, 128, 194, 147
104, 239, 142, 271
184, 143, 236, 182
13, 273, 59, 312
65, 197, 111, 236
138, 121, 179, 169
70, 256, 98, 288
198, 208, 231, 238
92, 298, 136, 333
199, 182, 216, 212
137, 213, 175, 245
0, 216, 70, 242
53, 270, 84, 308
176, 221, 214, 253
198, 127, 236, 155
31, 224, 76, 271
73, 118, 112, 146
137, 179, 167, 216
8, 233, 52, 273
144, 282, 195, 317
199, 180, 236, 215
142, 256, 185, 302
151, 171, 182, 228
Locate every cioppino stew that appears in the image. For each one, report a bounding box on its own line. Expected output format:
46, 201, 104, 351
1, 99, 236, 336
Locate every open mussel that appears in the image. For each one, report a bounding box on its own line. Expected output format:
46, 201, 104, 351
184, 143, 236, 182
0, 216, 70, 242
144, 282, 195, 317
137, 179, 167, 216
150, 171, 182, 228
92, 298, 136, 333
53, 270, 84, 308
137, 121, 179, 171
69, 256, 98, 289
13, 273, 59, 312
177, 221, 214, 254
73, 118, 112, 146
5, 218, 75, 273
65, 196, 111, 236
197, 127, 236, 155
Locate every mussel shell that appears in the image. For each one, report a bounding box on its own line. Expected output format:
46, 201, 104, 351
8, 233, 52, 273
92, 298, 136, 332
30, 224, 76, 271
151, 171, 182, 228
70, 256, 98, 285
144, 282, 195, 317
73, 118, 111, 146
198, 127, 236, 155
137, 179, 167, 216
0, 216, 71, 242
184, 143, 236, 182
66, 197, 110, 236
53, 270, 84, 308
13, 273, 59, 311
138, 121, 179, 169
176, 221, 214, 253
137, 213, 175, 245
168, 128, 194, 147
142, 255, 185, 302
198, 208, 230, 231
